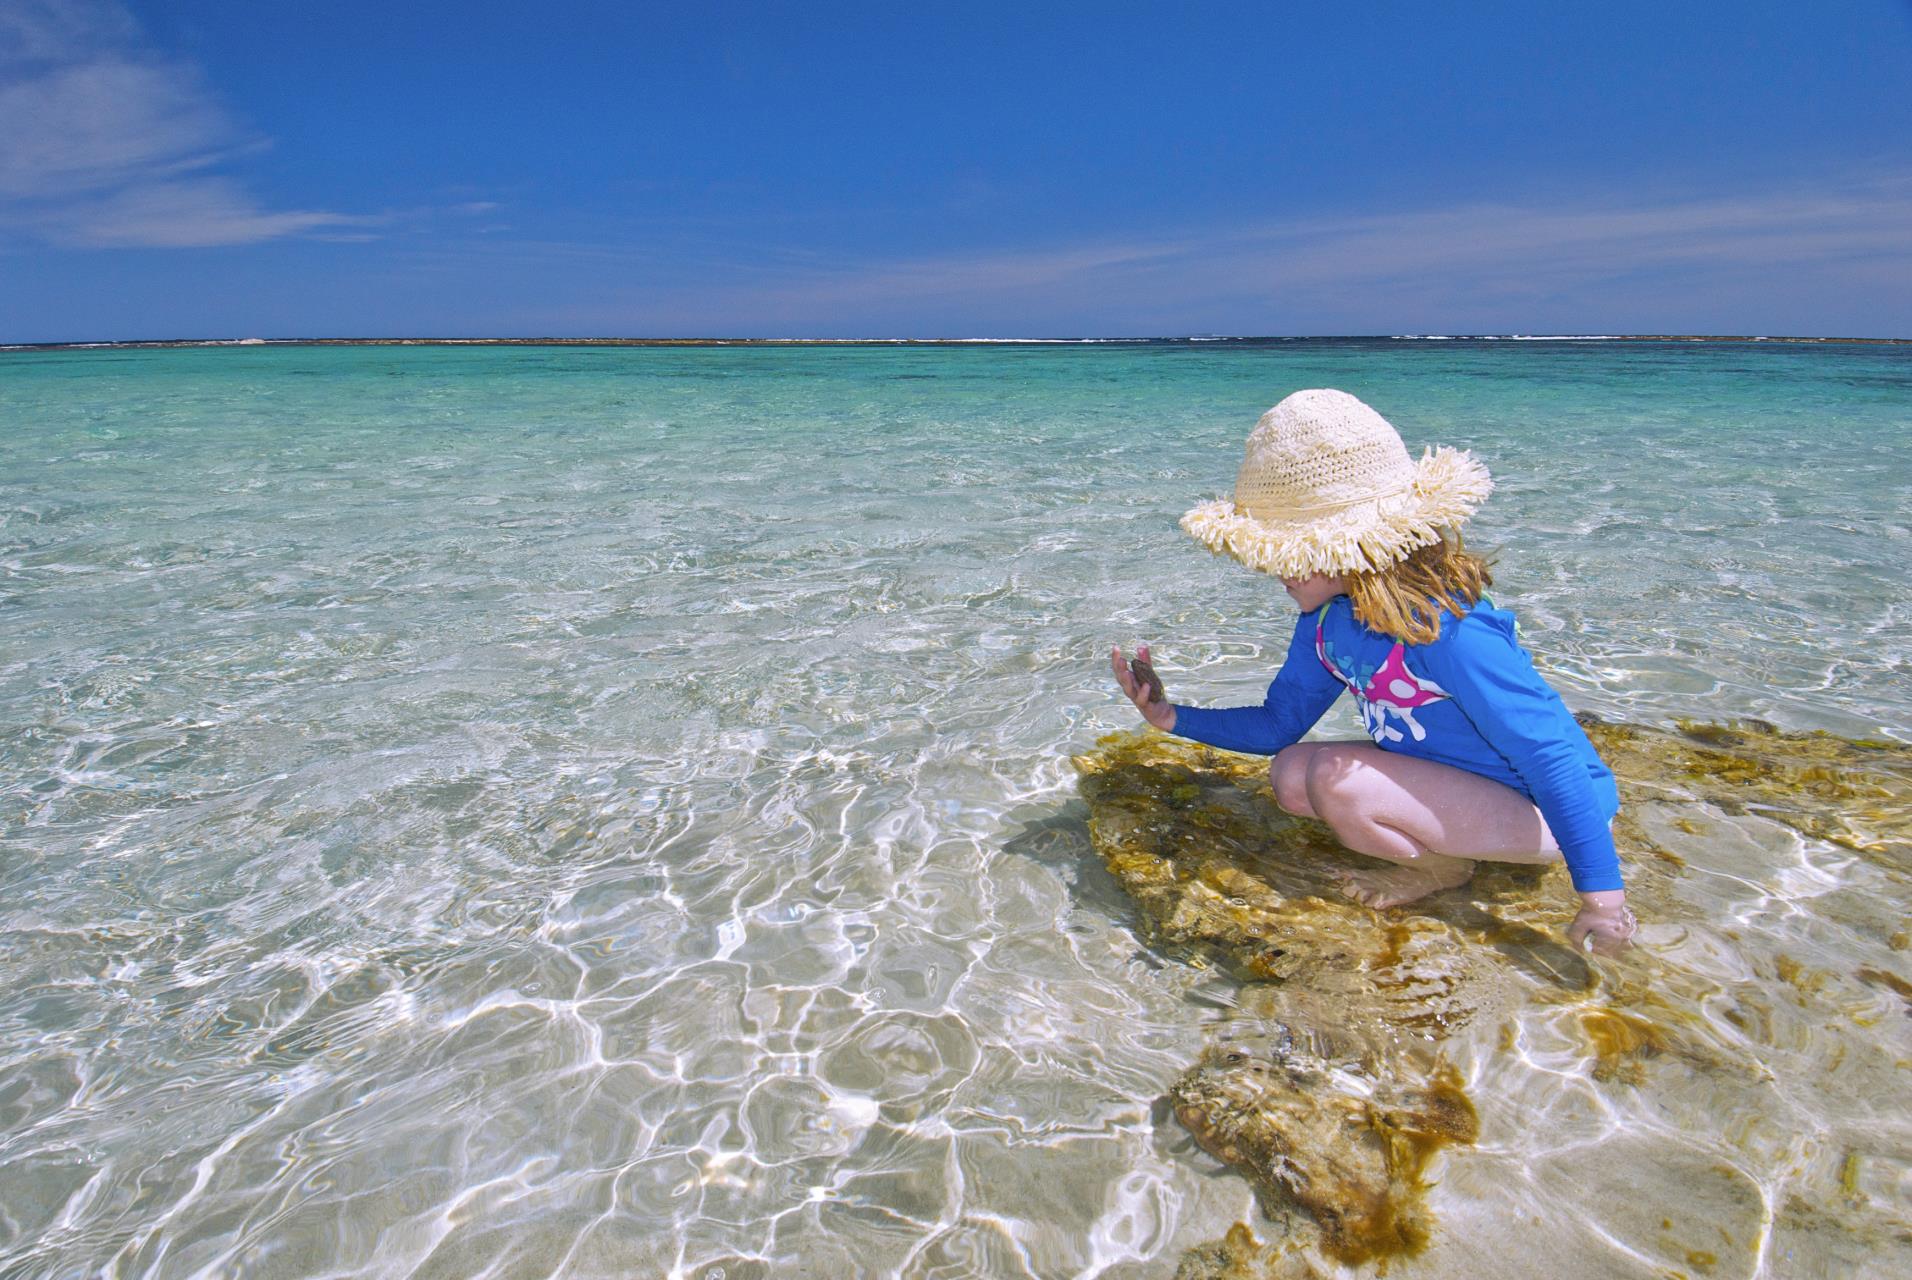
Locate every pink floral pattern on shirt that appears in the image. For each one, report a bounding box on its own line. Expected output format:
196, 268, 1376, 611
1316, 613, 1450, 746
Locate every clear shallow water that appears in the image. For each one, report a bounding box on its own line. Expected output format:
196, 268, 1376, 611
0, 341, 1907, 1277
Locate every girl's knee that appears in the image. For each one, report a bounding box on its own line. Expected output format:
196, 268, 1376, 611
1303, 747, 1372, 820
1270, 746, 1314, 816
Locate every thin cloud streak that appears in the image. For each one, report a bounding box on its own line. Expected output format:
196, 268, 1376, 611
0, 0, 355, 248
754, 181, 1912, 303
563, 174, 1912, 333
55, 178, 357, 248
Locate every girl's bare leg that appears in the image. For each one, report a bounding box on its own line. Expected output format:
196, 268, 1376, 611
1268, 741, 1561, 907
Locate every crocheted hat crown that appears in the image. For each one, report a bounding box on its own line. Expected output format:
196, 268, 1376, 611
1233, 390, 1415, 518
1180, 389, 1492, 578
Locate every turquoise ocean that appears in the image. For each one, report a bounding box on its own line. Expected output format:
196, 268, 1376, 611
1, 340, 1908, 1277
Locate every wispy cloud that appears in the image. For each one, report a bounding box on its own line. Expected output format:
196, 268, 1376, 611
639, 174, 1912, 329
0, 0, 358, 247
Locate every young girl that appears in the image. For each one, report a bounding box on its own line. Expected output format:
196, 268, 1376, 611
1110, 388, 1636, 957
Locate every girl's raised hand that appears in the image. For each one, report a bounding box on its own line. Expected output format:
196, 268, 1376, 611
1110, 644, 1176, 732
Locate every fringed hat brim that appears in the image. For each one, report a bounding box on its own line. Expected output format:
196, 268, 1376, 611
1179, 446, 1492, 578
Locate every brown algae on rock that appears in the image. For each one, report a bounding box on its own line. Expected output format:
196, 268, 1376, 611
1854, 966, 1912, 1010
1576, 1006, 1677, 1085
1170, 1044, 1477, 1266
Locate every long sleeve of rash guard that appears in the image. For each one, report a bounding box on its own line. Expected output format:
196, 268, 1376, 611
1169, 612, 1344, 756
1413, 611, 1624, 893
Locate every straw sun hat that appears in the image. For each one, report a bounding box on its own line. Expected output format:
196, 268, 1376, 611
1180, 388, 1493, 578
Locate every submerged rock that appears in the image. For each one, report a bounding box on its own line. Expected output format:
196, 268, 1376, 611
1072, 731, 1504, 1269
1071, 718, 1912, 1274
1171, 1041, 1476, 1266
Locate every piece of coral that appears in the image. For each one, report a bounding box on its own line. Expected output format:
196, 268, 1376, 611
1173, 1221, 1334, 1280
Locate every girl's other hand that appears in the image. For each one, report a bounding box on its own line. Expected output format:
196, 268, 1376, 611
1567, 898, 1637, 957
1110, 644, 1176, 732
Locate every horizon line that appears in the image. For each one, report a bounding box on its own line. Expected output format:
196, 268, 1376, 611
6, 333, 1911, 353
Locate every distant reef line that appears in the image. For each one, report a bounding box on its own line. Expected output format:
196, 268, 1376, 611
5, 334, 1908, 353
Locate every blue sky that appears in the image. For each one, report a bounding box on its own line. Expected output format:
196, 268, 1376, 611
3, 0, 1910, 341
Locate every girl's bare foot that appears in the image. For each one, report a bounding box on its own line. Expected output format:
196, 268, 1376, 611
1331, 856, 1476, 908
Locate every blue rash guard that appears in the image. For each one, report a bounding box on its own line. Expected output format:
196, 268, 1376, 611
1171, 595, 1624, 893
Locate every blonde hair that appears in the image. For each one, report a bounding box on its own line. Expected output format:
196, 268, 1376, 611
1345, 529, 1493, 645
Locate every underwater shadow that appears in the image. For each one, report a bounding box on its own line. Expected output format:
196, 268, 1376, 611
997, 798, 1216, 979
